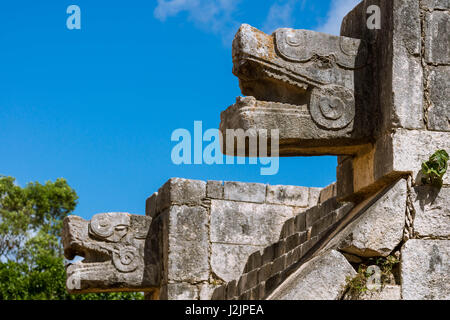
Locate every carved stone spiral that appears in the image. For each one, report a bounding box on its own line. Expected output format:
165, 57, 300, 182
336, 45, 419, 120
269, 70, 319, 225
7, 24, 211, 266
90, 215, 114, 238
89, 212, 131, 240
310, 85, 355, 129
112, 246, 139, 273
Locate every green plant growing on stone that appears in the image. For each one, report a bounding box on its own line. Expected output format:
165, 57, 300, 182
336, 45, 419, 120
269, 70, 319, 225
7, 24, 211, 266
345, 255, 399, 298
345, 265, 372, 296
421, 149, 449, 187
375, 255, 399, 285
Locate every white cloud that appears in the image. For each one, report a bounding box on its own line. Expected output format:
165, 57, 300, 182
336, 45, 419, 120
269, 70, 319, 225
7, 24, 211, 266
154, 0, 241, 43
154, 0, 361, 44
315, 0, 360, 35
262, 0, 300, 34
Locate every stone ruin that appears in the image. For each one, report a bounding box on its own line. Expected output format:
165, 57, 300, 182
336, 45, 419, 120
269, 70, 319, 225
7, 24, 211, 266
62, 0, 449, 300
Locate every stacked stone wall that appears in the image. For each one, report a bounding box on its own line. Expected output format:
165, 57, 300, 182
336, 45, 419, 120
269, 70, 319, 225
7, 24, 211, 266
145, 178, 329, 300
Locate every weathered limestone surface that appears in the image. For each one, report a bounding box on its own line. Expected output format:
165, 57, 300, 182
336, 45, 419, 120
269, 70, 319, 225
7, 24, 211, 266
156, 178, 206, 212
266, 185, 309, 207
344, 129, 450, 200
267, 250, 355, 300
427, 66, 450, 131
223, 181, 266, 203
422, 0, 450, 10
211, 244, 263, 283
160, 283, 199, 300
336, 179, 407, 257
166, 205, 209, 282
401, 240, 450, 300
207, 180, 224, 199
319, 183, 337, 204
308, 187, 321, 207
391, 0, 424, 130
343, 285, 401, 300
425, 11, 450, 65
413, 186, 450, 237
145, 192, 158, 218
389, 130, 450, 185
210, 200, 294, 245
199, 283, 220, 300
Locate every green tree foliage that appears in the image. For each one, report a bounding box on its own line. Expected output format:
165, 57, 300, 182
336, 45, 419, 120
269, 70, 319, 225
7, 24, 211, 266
0, 176, 143, 300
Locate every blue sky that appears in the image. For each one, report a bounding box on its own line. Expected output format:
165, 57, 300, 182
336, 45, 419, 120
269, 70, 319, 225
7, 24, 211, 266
0, 0, 359, 219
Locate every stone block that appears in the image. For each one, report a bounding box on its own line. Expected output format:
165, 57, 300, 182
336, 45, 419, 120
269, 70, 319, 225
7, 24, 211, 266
285, 250, 296, 268
210, 200, 294, 245
220, 95, 368, 157
207, 180, 224, 199
294, 212, 306, 232
157, 178, 206, 212
413, 186, 450, 237
226, 280, 238, 299
305, 206, 320, 228
319, 183, 336, 204
308, 187, 322, 207
422, 0, 450, 10
261, 245, 274, 265
336, 179, 406, 257
285, 233, 300, 252
211, 284, 226, 300
401, 240, 450, 300
145, 192, 158, 218
239, 290, 251, 300
280, 218, 295, 239
302, 238, 313, 255
306, 201, 337, 229
425, 11, 450, 65
244, 251, 262, 273
199, 283, 220, 300
396, 0, 421, 55
211, 243, 262, 283
271, 255, 286, 275
247, 270, 258, 289
268, 250, 355, 300
257, 283, 265, 300
298, 231, 307, 245
250, 286, 259, 300
167, 205, 209, 282
389, 129, 450, 185
427, 66, 450, 131
293, 245, 303, 262
273, 240, 286, 258
344, 285, 401, 300
390, 0, 424, 130
336, 156, 354, 199
162, 283, 199, 300
237, 273, 248, 296
310, 236, 319, 247
258, 263, 272, 283
334, 202, 354, 222
311, 213, 334, 238
318, 197, 339, 215
265, 273, 281, 294
223, 181, 266, 203
266, 184, 309, 207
